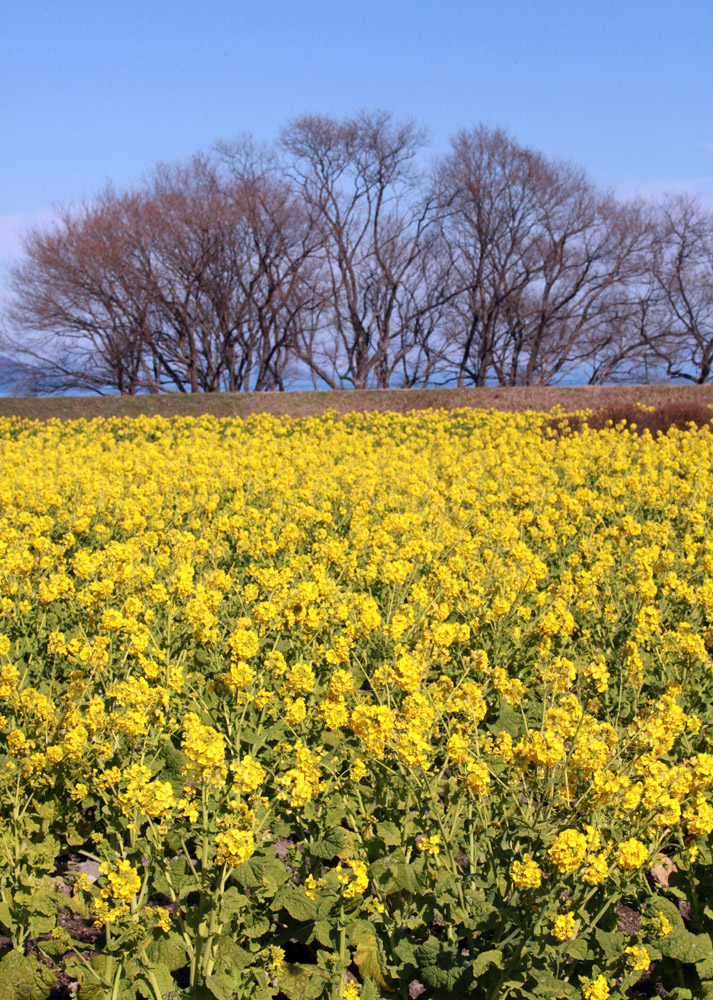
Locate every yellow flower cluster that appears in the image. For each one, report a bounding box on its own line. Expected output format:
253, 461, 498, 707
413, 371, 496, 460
1, 407, 713, 997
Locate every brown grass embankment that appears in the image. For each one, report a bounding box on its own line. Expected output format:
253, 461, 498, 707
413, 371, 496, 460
1, 383, 713, 422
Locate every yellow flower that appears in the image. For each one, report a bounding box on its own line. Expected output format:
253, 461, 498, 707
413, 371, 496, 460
181, 712, 227, 786
625, 944, 650, 971
268, 945, 285, 972
349, 757, 367, 783
70, 782, 89, 802
510, 853, 542, 889
464, 760, 490, 796
652, 910, 673, 937
548, 830, 587, 874
215, 829, 255, 867
551, 912, 576, 941
580, 974, 609, 1000
285, 697, 307, 725
286, 661, 316, 694
343, 981, 361, 1000
226, 625, 259, 661
231, 754, 265, 794
446, 732, 469, 764
616, 838, 648, 870
582, 852, 608, 885
328, 668, 355, 699
417, 834, 441, 856
685, 793, 713, 836
99, 859, 142, 903
336, 859, 369, 898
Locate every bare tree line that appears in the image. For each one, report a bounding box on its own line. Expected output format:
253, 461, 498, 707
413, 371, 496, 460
3, 111, 713, 394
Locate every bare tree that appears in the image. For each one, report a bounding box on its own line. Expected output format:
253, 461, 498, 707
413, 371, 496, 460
215, 139, 322, 391
642, 194, 713, 383
3, 146, 318, 394
280, 110, 444, 389
4, 190, 158, 394
5, 112, 709, 397
433, 126, 650, 386
140, 152, 316, 392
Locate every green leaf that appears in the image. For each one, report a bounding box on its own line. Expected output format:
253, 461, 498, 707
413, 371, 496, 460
206, 971, 241, 1000
213, 936, 254, 974
78, 986, 105, 1000
148, 930, 189, 972
323, 799, 348, 827
278, 963, 331, 1000
531, 972, 579, 998
393, 937, 417, 966
273, 886, 319, 923
376, 821, 402, 846
151, 854, 191, 898
361, 981, 382, 1000
158, 739, 189, 795
135, 962, 176, 1000
308, 828, 356, 859
218, 885, 250, 922
660, 928, 713, 965
0, 950, 57, 1000
565, 938, 588, 961
416, 937, 473, 992
488, 702, 522, 738
243, 912, 270, 938
472, 948, 503, 978
233, 854, 287, 891
347, 918, 380, 946
354, 931, 389, 988
0, 900, 13, 933
310, 919, 334, 948
594, 928, 626, 961
373, 859, 421, 895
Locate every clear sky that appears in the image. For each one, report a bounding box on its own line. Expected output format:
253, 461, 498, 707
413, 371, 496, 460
2, 0, 712, 267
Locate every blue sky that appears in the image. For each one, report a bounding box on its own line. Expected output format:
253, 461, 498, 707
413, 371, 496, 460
2, 0, 712, 266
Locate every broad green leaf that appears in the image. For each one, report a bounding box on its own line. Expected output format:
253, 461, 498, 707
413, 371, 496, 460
660, 928, 713, 964
0, 951, 57, 1000
594, 928, 626, 961
361, 980, 382, 1000
376, 821, 402, 846
214, 936, 254, 973
148, 931, 189, 972
472, 948, 503, 978
278, 963, 331, 1000
354, 932, 389, 988
219, 885, 250, 922
273, 886, 319, 922
565, 938, 588, 961
310, 918, 334, 947
243, 911, 270, 938
206, 971, 241, 1000
135, 962, 176, 1000
308, 828, 356, 859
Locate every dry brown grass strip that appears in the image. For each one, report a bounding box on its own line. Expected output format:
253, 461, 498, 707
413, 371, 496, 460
544, 401, 713, 437
2, 384, 713, 422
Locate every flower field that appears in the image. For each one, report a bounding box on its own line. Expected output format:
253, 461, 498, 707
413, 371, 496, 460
3, 408, 713, 1000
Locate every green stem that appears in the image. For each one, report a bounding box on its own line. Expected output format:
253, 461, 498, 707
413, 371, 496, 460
109, 961, 123, 1000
